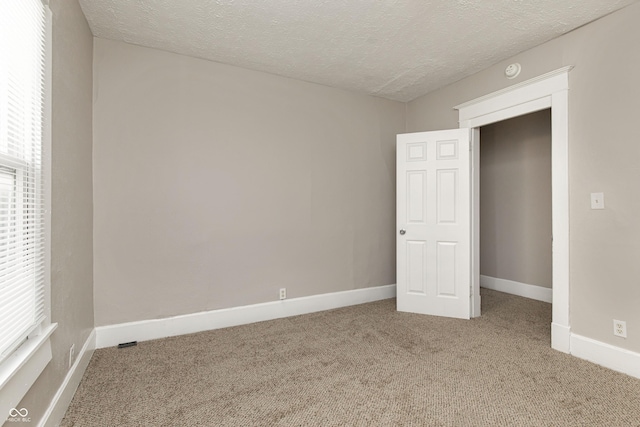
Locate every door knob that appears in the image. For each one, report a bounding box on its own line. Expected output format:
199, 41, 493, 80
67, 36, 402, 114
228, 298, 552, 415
399, 229, 406, 235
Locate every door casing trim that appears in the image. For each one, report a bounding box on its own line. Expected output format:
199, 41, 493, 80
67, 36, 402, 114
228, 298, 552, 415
455, 66, 572, 353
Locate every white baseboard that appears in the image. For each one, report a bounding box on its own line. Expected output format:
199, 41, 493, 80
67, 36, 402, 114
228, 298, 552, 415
36, 283, 640, 427
95, 284, 396, 349
40, 329, 96, 427
480, 275, 552, 303
570, 333, 640, 380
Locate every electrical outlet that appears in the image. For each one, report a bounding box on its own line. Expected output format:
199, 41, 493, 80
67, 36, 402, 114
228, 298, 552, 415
613, 319, 627, 338
69, 344, 75, 368
279, 288, 286, 300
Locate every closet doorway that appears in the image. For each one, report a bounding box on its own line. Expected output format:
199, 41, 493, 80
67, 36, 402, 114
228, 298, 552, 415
456, 66, 572, 352
479, 110, 552, 305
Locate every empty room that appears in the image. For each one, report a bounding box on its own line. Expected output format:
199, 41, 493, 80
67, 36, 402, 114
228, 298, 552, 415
1, 0, 640, 426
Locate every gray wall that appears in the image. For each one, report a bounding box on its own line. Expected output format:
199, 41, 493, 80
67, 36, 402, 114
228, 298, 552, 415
92, 38, 405, 326
407, 2, 640, 352
480, 110, 552, 288
14, 0, 94, 425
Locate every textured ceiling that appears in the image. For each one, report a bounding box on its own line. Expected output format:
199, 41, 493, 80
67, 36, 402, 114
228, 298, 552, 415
78, 0, 636, 101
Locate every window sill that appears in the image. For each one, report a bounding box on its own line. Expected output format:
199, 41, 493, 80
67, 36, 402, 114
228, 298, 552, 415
0, 323, 57, 420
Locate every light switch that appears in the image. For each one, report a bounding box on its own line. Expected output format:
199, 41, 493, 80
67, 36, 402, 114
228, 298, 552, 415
591, 192, 605, 209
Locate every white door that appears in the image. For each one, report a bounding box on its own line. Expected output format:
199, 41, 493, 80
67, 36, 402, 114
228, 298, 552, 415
397, 129, 473, 319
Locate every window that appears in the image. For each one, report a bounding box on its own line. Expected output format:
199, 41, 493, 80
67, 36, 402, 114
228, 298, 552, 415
0, 0, 47, 365
0, 0, 55, 416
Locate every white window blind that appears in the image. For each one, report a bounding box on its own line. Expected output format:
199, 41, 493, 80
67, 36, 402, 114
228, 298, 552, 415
0, 0, 47, 363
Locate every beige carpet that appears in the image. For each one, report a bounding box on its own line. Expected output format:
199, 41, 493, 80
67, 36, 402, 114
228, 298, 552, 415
62, 289, 640, 426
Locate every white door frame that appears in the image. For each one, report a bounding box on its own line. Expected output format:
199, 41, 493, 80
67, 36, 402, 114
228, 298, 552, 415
454, 66, 573, 353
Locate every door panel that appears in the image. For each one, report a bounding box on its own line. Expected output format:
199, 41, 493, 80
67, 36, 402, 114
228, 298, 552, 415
407, 240, 427, 294
407, 172, 426, 223
437, 169, 457, 223
436, 241, 457, 296
397, 129, 472, 319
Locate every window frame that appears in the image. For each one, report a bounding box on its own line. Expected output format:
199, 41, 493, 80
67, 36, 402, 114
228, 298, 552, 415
0, 1, 56, 419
